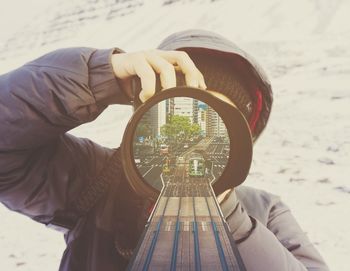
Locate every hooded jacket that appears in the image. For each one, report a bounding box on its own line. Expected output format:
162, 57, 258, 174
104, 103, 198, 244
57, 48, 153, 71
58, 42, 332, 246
0, 36, 328, 270
157, 29, 273, 141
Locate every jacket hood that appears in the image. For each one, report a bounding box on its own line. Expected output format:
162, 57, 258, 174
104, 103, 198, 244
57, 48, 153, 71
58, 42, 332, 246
157, 29, 273, 141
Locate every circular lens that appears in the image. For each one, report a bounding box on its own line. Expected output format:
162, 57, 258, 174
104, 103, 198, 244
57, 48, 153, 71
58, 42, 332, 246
132, 97, 230, 191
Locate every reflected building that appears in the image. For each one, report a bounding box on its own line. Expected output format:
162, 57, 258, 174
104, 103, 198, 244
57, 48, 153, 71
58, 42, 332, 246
198, 103, 207, 137
166, 98, 174, 123
157, 101, 167, 136
141, 100, 168, 138
173, 97, 198, 124
143, 98, 225, 139
140, 106, 158, 138
193, 99, 199, 124
218, 117, 228, 137
206, 107, 227, 137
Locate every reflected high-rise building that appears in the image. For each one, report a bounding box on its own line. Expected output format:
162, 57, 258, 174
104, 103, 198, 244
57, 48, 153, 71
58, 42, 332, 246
173, 97, 198, 124
140, 97, 229, 140
193, 99, 198, 124
146, 97, 225, 139
141, 105, 158, 138
206, 107, 227, 137
142, 100, 168, 138
217, 117, 228, 137
157, 101, 167, 136
198, 103, 207, 137
166, 98, 174, 123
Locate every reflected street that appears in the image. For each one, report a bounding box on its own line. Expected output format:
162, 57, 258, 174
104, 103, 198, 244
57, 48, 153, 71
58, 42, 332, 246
133, 97, 230, 191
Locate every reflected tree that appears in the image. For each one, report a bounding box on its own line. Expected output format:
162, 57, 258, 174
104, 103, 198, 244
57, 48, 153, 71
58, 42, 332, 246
161, 115, 201, 141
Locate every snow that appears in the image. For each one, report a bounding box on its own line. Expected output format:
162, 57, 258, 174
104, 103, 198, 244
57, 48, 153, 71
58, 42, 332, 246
0, 0, 349, 270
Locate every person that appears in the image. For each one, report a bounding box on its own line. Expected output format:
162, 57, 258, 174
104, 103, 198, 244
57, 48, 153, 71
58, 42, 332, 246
0, 29, 329, 271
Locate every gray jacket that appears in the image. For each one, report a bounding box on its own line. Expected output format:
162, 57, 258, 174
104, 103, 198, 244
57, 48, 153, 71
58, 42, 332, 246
0, 46, 328, 270
231, 186, 329, 271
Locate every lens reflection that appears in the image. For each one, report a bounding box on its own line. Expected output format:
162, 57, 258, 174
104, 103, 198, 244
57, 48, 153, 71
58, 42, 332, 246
133, 97, 229, 191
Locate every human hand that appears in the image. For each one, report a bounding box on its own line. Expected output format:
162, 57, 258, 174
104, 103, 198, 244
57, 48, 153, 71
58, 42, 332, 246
218, 189, 253, 241
111, 49, 207, 102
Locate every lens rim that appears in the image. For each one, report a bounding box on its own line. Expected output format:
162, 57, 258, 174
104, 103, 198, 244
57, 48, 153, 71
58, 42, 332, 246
121, 86, 252, 200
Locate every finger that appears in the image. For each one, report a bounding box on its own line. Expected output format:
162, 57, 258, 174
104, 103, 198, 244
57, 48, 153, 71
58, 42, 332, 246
133, 56, 156, 102
158, 50, 198, 87
185, 72, 199, 88
158, 50, 206, 89
198, 71, 207, 89
144, 52, 176, 90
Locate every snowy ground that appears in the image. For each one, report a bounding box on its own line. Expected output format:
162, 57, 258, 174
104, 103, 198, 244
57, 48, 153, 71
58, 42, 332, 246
0, 0, 349, 270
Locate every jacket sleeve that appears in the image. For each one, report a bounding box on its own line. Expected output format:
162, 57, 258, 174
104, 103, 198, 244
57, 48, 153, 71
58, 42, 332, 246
0, 47, 129, 219
222, 190, 329, 271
